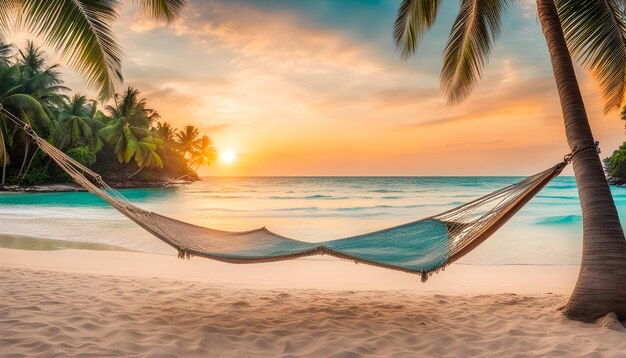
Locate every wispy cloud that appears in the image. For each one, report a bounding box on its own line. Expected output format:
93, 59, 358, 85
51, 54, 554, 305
41, 0, 626, 176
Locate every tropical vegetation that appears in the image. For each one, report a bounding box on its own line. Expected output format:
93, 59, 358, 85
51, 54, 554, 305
604, 143, 626, 185
0, 0, 185, 100
0, 42, 216, 186
394, 0, 626, 322
604, 106, 626, 185
1, 0, 625, 323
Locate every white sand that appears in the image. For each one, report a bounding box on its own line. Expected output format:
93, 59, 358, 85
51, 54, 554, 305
2, 248, 626, 357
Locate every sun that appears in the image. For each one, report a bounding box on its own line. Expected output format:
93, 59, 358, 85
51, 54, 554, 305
219, 150, 237, 164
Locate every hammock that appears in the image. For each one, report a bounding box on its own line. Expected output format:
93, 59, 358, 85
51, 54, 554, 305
2, 108, 576, 281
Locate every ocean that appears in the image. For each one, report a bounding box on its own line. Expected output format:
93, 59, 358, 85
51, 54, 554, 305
1, 176, 625, 266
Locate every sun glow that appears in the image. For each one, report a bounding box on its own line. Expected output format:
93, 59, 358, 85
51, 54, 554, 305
219, 150, 237, 164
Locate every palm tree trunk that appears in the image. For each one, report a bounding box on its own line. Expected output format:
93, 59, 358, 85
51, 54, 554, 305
126, 165, 145, 180
0, 126, 6, 185
537, 0, 626, 322
17, 139, 29, 179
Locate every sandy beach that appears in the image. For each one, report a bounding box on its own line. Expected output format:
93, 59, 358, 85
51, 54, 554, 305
2, 247, 626, 357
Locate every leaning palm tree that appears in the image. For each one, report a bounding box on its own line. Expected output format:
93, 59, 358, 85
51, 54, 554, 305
152, 121, 177, 144
189, 135, 217, 170
394, 0, 626, 321
0, 0, 186, 99
175, 125, 200, 158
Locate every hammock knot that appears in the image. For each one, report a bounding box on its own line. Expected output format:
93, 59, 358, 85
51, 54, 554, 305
23, 124, 35, 136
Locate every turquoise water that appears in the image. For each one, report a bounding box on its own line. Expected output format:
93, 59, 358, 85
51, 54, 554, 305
1, 176, 626, 266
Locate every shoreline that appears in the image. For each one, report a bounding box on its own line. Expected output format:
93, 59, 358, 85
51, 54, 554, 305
0, 246, 581, 293
0, 179, 196, 193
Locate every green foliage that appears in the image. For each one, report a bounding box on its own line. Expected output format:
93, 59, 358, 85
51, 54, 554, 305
20, 166, 49, 185
176, 125, 200, 157
555, 0, 626, 113
189, 135, 217, 169
67, 146, 96, 167
98, 86, 163, 169
605, 142, 626, 183
53, 94, 104, 151
393, 0, 441, 59
1, 0, 187, 100
394, 0, 626, 111
0, 40, 215, 186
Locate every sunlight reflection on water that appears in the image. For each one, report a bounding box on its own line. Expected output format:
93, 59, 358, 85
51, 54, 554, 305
1, 176, 625, 265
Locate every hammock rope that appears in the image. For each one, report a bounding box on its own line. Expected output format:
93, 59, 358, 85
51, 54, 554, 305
0, 106, 593, 281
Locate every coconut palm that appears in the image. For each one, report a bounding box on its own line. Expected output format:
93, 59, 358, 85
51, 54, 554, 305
152, 121, 177, 144
189, 135, 217, 170
0, 45, 56, 182
53, 94, 104, 151
394, 0, 626, 321
15, 41, 69, 108
0, 0, 186, 100
9, 42, 66, 178
176, 125, 199, 158
98, 87, 162, 169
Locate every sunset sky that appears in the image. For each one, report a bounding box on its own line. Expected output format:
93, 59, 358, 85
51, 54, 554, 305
13, 0, 626, 176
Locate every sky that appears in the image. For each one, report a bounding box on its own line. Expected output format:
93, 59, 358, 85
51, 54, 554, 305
11, 0, 626, 176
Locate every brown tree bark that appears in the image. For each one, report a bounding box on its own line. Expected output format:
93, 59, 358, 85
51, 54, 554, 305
537, 0, 626, 322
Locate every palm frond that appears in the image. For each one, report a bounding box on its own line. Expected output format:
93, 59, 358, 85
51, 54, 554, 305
98, 120, 122, 143
393, 0, 441, 59
556, 0, 626, 112
122, 124, 139, 163
3, 93, 52, 131
133, 0, 186, 23
21, 0, 123, 100
0, 41, 14, 63
0, 0, 19, 40
441, 0, 512, 103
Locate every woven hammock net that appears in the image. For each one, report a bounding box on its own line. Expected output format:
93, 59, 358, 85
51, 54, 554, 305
5, 110, 566, 281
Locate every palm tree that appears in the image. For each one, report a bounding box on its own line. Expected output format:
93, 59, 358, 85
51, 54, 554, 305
98, 87, 162, 170
10, 42, 66, 178
15, 41, 69, 108
0, 0, 186, 100
152, 121, 177, 144
394, 0, 626, 321
0, 43, 58, 182
176, 125, 199, 158
189, 135, 217, 170
53, 94, 104, 151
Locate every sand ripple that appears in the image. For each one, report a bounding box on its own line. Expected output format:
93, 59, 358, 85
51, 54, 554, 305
1, 267, 625, 357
